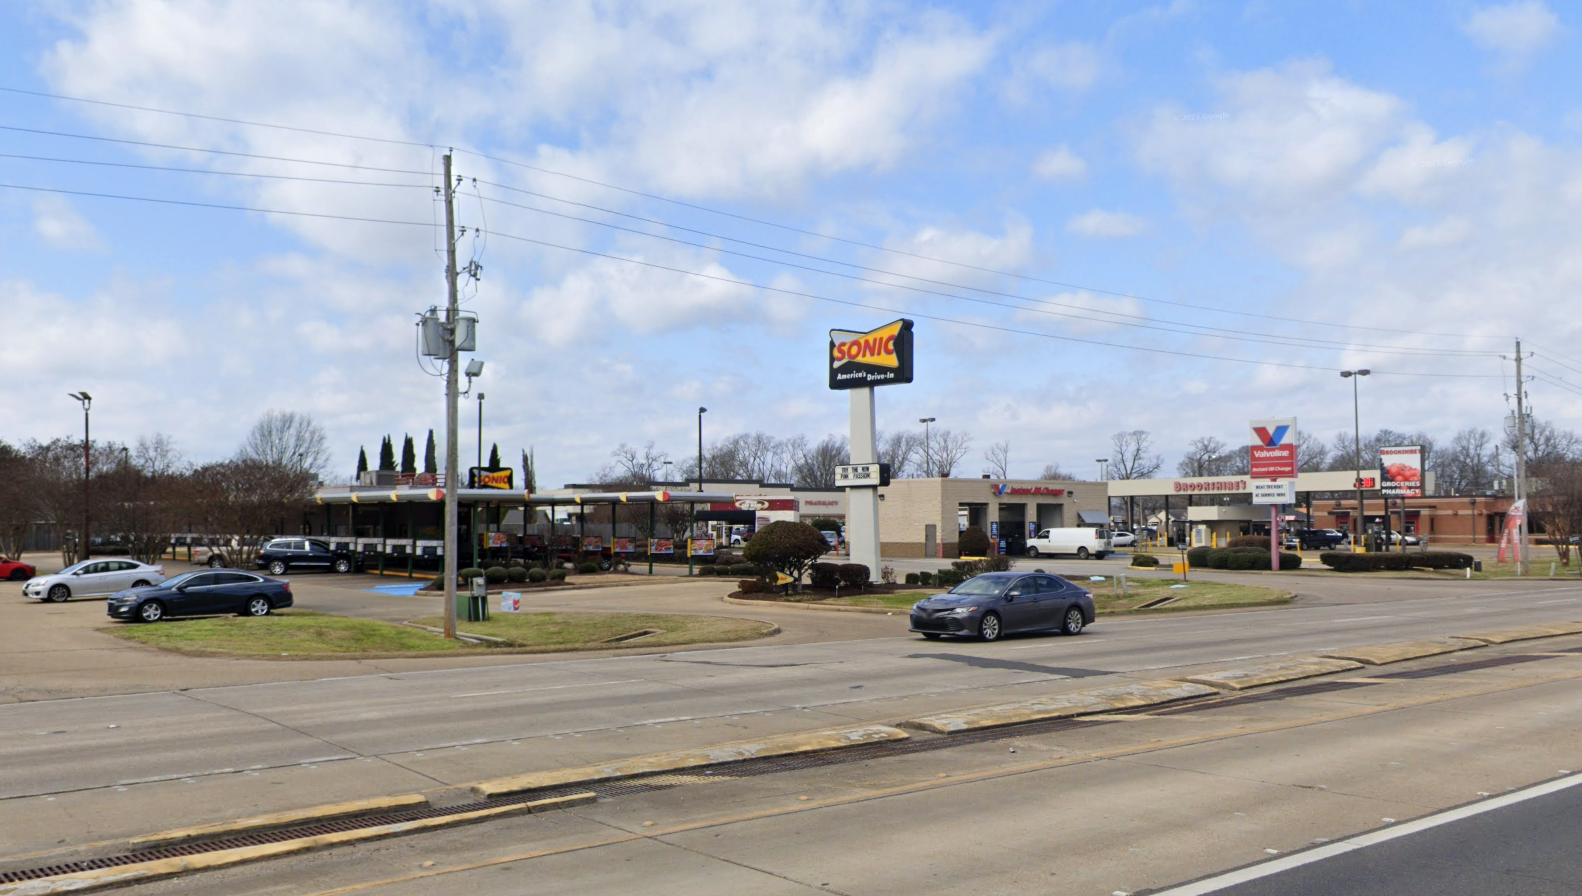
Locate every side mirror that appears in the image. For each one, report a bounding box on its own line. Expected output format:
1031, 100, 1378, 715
1005, 589, 1021, 599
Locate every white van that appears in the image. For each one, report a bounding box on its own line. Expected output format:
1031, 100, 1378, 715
1025, 527, 1112, 560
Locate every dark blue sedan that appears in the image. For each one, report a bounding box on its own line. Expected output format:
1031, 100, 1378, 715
107, 571, 293, 623
909, 572, 1095, 642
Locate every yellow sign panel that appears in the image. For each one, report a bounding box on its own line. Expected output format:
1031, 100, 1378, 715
774, 572, 793, 586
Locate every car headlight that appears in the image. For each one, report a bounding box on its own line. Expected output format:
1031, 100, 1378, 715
945, 606, 978, 615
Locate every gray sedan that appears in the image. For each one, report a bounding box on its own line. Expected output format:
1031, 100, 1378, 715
909, 572, 1096, 642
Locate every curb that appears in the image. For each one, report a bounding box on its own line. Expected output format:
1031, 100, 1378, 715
0, 793, 593, 896
901, 680, 1219, 734
128, 794, 430, 849
1320, 638, 1482, 666
470, 725, 910, 798
1454, 621, 1582, 644
721, 595, 903, 615
1179, 657, 1363, 691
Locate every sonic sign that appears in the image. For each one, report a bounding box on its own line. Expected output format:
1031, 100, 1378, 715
1248, 417, 1298, 480
829, 319, 914, 390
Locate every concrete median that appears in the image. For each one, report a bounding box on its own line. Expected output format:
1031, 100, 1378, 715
1179, 656, 1362, 691
127, 793, 430, 849
901, 680, 1219, 734
1320, 638, 1483, 666
1454, 620, 1582, 644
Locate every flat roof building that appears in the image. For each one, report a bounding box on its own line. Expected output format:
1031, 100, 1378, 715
877, 477, 1108, 558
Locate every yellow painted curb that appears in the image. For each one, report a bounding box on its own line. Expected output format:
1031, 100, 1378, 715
900, 680, 1219, 734
1453, 621, 1582, 644
128, 793, 430, 849
470, 725, 909, 798
0, 794, 594, 896
1179, 656, 1363, 691
1320, 638, 1484, 666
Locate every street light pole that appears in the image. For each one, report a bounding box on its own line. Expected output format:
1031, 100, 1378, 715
68, 392, 92, 561
1341, 369, 1371, 550
692, 407, 706, 576
919, 418, 935, 477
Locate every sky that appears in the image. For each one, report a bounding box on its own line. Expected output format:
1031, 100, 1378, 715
2, 0, 1581, 485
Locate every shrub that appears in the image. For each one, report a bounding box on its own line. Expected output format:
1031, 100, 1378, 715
737, 578, 774, 594
838, 563, 870, 589
733, 563, 759, 577
697, 565, 715, 576
485, 566, 509, 584
809, 562, 843, 590
1130, 553, 1160, 568
1224, 549, 1268, 571
507, 566, 529, 582
577, 561, 599, 574
958, 526, 992, 557
880, 565, 897, 585
527, 568, 548, 583
918, 571, 935, 587
1319, 551, 1472, 572
810, 517, 843, 534
742, 521, 830, 589
549, 568, 568, 581
458, 567, 484, 582
1186, 547, 1214, 568
905, 572, 921, 585
507, 559, 525, 569
1227, 536, 1272, 549
936, 569, 966, 586
1206, 550, 1233, 569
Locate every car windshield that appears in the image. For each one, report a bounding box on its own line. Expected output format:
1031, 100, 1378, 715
162, 572, 201, 588
948, 575, 1015, 596
60, 561, 92, 574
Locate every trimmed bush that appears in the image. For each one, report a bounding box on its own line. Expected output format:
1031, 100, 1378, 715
697, 565, 715, 576
1227, 536, 1272, 549
1186, 547, 1213, 568
905, 572, 921, 585
1206, 550, 1233, 569
1224, 549, 1267, 571
507, 559, 525, 569
507, 566, 528, 582
837, 563, 870, 589
485, 566, 509, 584
936, 569, 967, 586
743, 521, 829, 589
1130, 553, 1160, 568
738, 578, 774, 594
578, 561, 599, 574
527, 567, 548, 583
958, 526, 992, 557
549, 568, 568, 581
809, 562, 843, 590
458, 567, 484, 582
918, 571, 935, 587
1319, 551, 1472, 572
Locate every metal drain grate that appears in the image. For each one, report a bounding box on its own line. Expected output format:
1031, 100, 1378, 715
1375, 654, 1548, 680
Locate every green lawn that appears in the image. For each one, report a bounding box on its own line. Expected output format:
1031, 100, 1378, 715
819, 591, 939, 610
1088, 577, 1291, 613
410, 612, 776, 652
108, 611, 471, 657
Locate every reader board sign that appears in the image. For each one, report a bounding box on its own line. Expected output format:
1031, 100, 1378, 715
1249, 417, 1298, 480
1379, 445, 1424, 497
835, 462, 890, 488
1252, 480, 1296, 505
829, 319, 915, 390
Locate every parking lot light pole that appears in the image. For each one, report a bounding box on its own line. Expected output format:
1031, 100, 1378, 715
919, 418, 935, 477
1341, 369, 1370, 550
692, 407, 706, 576
68, 392, 92, 560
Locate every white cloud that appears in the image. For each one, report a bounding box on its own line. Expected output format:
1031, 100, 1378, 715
32, 195, 104, 251
862, 219, 1037, 296
1396, 217, 1474, 252
1462, 1, 1561, 71
1065, 208, 1148, 238
1005, 41, 1103, 103
1032, 144, 1088, 181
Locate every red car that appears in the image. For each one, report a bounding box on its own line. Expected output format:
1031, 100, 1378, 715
0, 556, 36, 581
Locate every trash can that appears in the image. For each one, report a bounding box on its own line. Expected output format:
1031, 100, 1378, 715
1473, 560, 1483, 573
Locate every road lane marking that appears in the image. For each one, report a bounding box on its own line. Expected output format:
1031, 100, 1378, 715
449, 679, 645, 699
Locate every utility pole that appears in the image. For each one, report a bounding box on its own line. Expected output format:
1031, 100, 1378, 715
1514, 338, 1530, 576
69, 392, 92, 561
442, 153, 461, 639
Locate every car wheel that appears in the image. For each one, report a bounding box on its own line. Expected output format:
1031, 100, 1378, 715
1077, 547, 1090, 560
1026, 546, 1040, 558
599, 557, 613, 571
1096, 552, 1108, 560
332, 558, 352, 574
268, 561, 287, 576
8, 569, 27, 581
208, 556, 225, 568
1061, 606, 1086, 636
245, 597, 272, 617
138, 601, 164, 623
922, 632, 943, 640
48, 585, 70, 603
979, 612, 1003, 642
131, 580, 152, 588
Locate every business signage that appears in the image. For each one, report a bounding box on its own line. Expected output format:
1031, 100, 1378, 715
612, 537, 636, 554
990, 484, 1066, 497
649, 538, 674, 555
707, 498, 799, 512
1248, 417, 1298, 480
828, 319, 915, 390
690, 538, 716, 557
468, 467, 514, 489
1173, 478, 1249, 493
836, 463, 891, 488
1252, 480, 1296, 505
1379, 445, 1423, 497
581, 536, 604, 552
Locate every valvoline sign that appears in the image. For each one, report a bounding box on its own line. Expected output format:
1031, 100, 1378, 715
829, 319, 914, 390
1248, 417, 1298, 480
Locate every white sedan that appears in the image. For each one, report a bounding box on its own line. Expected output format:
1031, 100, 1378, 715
1111, 531, 1138, 548
22, 559, 167, 603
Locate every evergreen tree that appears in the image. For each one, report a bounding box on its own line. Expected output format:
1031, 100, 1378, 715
423, 429, 437, 474
488, 443, 501, 469
378, 436, 396, 471
356, 447, 368, 477
400, 435, 416, 475
521, 448, 537, 493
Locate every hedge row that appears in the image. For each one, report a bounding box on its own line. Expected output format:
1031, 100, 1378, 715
1184, 546, 1301, 570
809, 562, 872, 589
1130, 554, 1160, 568
1318, 551, 1474, 572
699, 563, 762, 577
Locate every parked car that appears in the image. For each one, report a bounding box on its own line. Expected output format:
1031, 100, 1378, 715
0, 556, 36, 581
1024, 527, 1113, 560
1384, 532, 1421, 546
909, 572, 1095, 642
1111, 531, 1138, 548
1281, 529, 1347, 550
192, 540, 239, 568
22, 559, 167, 602
255, 538, 355, 575
107, 571, 292, 623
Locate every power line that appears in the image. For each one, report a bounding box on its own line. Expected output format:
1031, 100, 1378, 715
0, 151, 433, 189
477, 191, 1493, 359
0, 182, 436, 229
1528, 349, 1582, 378
1530, 370, 1582, 399
0, 124, 432, 175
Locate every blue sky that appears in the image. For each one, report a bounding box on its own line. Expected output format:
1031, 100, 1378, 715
2, 0, 1579, 484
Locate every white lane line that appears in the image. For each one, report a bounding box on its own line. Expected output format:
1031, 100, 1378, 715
1322, 616, 1401, 624
1146, 772, 1582, 895
1537, 598, 1576, 605
450, 678, 645, 699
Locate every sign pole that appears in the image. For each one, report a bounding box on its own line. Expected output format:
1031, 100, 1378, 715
1270, 503, 1279, 571
848, 386, 881, 576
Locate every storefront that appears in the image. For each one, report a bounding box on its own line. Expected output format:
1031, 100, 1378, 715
876, 477, 1108, 558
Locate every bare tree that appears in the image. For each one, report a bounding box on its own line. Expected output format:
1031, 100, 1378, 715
930, 430, 972, 477
0, 440, 38, 558
1438, 427, 1499, 494
1296, 430, 1330, 472
1508, 419, 1582, 468
598, 442, 668, 485
1109, 430, 1162, 479
239, 410, 330, 477
878, 430, 923, 478
1530, 460, 1582, 565
983, 441, 1010, 478
1176, 436, 1232, 478
186, 458, 315, 569
792, 435, 849, 489
1039, 462, 1079, 480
